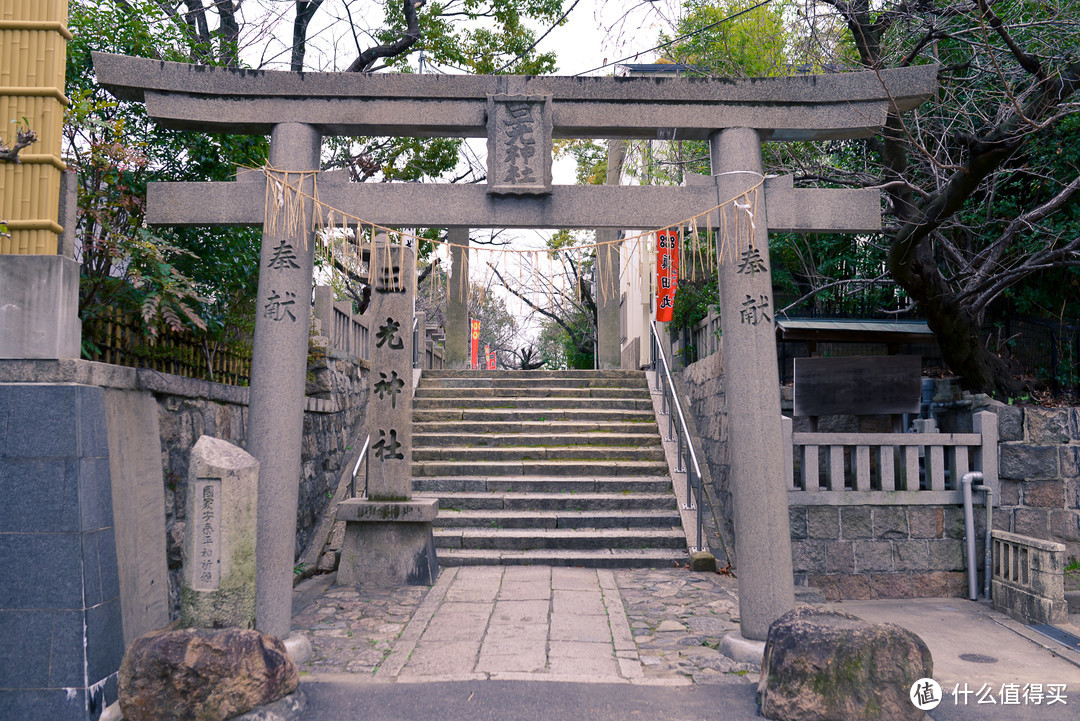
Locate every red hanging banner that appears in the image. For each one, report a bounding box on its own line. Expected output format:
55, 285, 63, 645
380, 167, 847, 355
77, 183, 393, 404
656, 229, 679, 322
486, 346, 496, 370
471, 319, 481, 369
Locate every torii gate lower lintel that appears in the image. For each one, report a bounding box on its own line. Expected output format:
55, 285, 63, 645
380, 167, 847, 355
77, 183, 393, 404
93, 53, 936, 644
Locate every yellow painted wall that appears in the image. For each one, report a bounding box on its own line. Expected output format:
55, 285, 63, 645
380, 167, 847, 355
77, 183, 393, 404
0, 0, 70, 255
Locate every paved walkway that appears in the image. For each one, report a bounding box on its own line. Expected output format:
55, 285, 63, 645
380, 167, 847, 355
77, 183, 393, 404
291, 564, 1080, 720
292, 566, 756, 686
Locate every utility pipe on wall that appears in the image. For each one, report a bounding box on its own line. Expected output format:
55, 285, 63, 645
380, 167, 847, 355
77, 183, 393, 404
961, 471, 993, 601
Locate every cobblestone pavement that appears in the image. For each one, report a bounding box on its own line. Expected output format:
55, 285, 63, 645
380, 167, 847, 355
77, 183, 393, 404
291, 583, 427, 675
291, 566, 759, 686
615, 568, 758, 684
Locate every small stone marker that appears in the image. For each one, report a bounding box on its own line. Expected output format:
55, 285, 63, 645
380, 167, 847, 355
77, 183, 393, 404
181, 435, 259, 629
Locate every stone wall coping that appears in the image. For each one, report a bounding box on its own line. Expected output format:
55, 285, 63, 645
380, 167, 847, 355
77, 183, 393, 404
326, 348, 371, 369
992, 529, 1067, 553
0, 358, 351, 411
788, 490, 963, 506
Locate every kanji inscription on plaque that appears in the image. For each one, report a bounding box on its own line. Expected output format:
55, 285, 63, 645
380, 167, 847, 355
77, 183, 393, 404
486, 94, 553, 196
192, 478, 221, 591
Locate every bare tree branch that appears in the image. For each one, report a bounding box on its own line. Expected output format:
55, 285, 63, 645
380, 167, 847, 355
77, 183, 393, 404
291, 0, 325, 72
346, 0, 427, 73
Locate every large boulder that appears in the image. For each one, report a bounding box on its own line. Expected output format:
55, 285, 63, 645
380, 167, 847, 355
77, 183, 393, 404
758, 607, 933, 721
119, 627, 299, 721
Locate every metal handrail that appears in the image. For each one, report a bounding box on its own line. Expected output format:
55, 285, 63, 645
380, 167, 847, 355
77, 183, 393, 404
649, 320, 705, 553
412, 316, 421, 369
349, 434, 371, 499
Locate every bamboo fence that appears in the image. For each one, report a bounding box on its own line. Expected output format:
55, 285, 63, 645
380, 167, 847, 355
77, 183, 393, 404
85, 307, 252, 386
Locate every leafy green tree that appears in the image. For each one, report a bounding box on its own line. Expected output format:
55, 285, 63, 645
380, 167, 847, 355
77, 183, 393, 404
659, 0, 792, 78
66, 0, 267, 361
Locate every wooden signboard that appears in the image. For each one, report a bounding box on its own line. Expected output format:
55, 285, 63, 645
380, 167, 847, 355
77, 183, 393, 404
793, 355, 921, 417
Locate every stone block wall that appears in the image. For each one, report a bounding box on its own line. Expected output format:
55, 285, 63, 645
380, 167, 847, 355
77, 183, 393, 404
985, 403, 1080, 562
789, 504, 969, 601
679, 351, 734, 546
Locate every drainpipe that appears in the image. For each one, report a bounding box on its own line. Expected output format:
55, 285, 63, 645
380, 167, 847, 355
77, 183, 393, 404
961, 471, 993, 601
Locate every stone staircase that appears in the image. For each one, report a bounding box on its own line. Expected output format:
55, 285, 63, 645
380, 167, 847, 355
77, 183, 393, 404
412, 369, 687, 567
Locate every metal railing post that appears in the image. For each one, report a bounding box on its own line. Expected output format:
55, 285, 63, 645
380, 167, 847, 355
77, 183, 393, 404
412, 317, 420, 368
650, 320, 706, 553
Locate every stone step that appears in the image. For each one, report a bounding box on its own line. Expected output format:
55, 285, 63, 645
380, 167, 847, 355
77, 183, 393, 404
414, 491, 676, 511
419, 377, 648, 390
412, 476, 673, 494
413, 408, 656, 423
412, 446, 665, 463
413, 432, 661, 448
432, 509, 682, 529
423, 369, 645, 380
413, 420, 660, 436
434, 527, 687, 551
413, 396, 654, 411
414, 386, 650, 400
434, 548, 688, 568
412, 459, 670, 477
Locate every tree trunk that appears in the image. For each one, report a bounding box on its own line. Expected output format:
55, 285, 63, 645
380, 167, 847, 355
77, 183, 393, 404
887, 237, 1020, 396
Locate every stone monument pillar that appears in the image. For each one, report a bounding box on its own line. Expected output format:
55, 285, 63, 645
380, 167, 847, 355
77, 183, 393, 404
444, 227, 471, 368
337, 235, 439, 586
181, 435, 259, 629
710, 127, 795, 641
249, 123, 321, 640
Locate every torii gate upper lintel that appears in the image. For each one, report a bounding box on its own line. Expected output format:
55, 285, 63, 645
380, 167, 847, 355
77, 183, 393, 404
91, 52, 937, 644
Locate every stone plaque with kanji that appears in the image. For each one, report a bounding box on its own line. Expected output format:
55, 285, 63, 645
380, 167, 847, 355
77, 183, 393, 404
486, 94, 553, 196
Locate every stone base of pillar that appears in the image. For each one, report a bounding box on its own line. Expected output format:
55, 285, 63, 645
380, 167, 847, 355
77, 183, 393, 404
335, 499, 439, 586
719, 631, 766, 665
0, 255, 81, 359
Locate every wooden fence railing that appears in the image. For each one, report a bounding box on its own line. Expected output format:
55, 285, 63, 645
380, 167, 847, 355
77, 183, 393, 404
784, 410, 998, 504
84, 308, 252, 386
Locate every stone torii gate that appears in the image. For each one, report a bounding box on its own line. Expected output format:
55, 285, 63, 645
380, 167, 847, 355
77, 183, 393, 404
94, 53, 935, 643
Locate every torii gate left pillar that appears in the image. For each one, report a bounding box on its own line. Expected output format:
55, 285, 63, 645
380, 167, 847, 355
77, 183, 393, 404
247, 124, 321, 640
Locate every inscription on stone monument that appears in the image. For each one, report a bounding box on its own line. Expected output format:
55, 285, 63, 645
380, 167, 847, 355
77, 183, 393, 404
486, 94, 553, 196
366, 237, 416, 499
192, 478, 221, 591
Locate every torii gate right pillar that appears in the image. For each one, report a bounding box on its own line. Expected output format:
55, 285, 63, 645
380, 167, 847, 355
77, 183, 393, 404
711, 127, 796, 641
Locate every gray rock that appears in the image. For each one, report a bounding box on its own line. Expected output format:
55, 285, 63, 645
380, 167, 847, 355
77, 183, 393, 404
758, 607, 932, 721
690, 550, 716, 571
119, 627, 299, 721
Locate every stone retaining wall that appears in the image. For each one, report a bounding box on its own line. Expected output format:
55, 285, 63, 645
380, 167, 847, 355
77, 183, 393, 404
789, 505, 968, 601
983, 402, 1080, 561
678, 351, 735, 549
